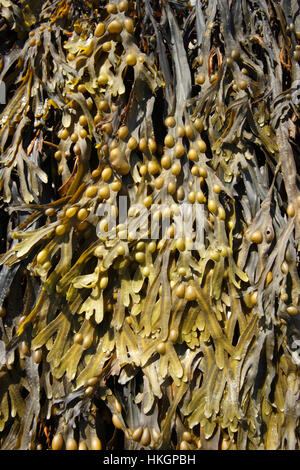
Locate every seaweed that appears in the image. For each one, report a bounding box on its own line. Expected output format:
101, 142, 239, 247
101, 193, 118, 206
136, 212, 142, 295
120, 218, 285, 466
0, 0, 299, 451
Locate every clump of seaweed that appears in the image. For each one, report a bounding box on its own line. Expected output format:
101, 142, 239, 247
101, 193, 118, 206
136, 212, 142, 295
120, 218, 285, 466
0, 0, 300, 450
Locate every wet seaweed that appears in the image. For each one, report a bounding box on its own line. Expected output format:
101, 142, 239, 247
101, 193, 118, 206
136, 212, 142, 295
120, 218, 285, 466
0, 0, 300, 451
